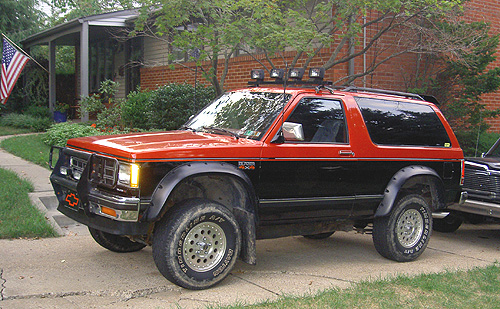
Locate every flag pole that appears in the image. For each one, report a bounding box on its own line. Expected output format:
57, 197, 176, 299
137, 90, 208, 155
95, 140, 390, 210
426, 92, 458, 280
1, 33, 49, 73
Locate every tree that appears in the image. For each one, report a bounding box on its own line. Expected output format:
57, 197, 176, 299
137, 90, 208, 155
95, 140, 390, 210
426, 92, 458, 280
0, 0, 46, 113
134, 0, 469, 95
49, 0, 136, 24
0, 0, 45, 41
404, 20, 500, 132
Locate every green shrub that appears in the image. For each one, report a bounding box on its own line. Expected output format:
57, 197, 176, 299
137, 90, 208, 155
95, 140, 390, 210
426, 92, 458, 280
43, 122, 102, 147
455, 130, 500, 157
147, 83, 215, 130
25, 105, 51, 119
0, 113, 53, 132
121, 89, 153, 129
96, 102, 123, 129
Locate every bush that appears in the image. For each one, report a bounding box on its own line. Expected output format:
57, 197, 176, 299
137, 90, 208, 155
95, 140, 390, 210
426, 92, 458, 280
0, 113, 53, 132
43, 122, 102, 147
96, 103, 123, 130
121, 89, 153, 129
455, 130, 500, 157
25, 105, 51, 119
147, 83, 215, 130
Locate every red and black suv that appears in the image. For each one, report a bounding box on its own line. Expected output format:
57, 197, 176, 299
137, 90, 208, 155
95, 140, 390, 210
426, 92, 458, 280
50, 69, 465, 289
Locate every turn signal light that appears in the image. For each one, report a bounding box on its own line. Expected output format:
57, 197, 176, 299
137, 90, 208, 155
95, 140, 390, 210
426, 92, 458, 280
101, 206, 117, 218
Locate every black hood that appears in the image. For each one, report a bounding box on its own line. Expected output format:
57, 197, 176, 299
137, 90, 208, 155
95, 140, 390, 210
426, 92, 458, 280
466, 156, 500, 171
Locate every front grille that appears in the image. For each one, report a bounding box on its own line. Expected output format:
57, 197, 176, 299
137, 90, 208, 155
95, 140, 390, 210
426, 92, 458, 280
464, 168, 500, 193
90, 155, 118, 188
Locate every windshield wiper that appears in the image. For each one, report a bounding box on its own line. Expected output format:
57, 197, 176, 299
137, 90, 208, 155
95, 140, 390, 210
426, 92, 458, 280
202, 126, 240, 139
179, 125, 197, 132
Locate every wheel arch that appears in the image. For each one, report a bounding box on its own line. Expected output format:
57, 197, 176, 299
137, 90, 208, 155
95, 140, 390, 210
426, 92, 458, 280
375, 165, 445, 218
146, 161, 258, 264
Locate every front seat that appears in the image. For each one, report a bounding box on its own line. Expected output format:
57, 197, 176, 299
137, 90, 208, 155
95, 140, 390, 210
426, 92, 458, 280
311, 120, 342, 142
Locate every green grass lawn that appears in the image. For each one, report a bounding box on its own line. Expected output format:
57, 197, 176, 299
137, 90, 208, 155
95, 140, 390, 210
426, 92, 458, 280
227, 264, 500, 308
0, 168, 57, 238
0, 133, 55, 169
0, 126, 32, 136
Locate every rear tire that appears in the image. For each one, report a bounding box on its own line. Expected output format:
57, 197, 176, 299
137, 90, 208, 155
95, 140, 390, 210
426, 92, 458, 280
373, 194, 432, 262
88, 227, 146, 253
152, 199, 241, 290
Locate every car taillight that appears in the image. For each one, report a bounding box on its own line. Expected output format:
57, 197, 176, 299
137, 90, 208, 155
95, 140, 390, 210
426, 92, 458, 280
460, 159, 465, 186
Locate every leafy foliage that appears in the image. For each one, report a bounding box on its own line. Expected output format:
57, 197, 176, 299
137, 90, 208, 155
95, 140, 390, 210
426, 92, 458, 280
0, 0, 45, 41
455, 130, 500, 157
43, 122, 102, 147
136, 0, 466, 92
147, 83, 216, 130
0, 113, 53, 132
407, 21, 500, 132
121, 89, 154, 129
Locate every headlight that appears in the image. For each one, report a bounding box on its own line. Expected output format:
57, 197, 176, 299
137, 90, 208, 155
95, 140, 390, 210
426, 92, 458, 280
118, 163, 140, 188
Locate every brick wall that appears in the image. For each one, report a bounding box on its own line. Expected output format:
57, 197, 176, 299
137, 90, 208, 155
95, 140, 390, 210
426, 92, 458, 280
464, 0, 500, 131
140, 1, 500, 131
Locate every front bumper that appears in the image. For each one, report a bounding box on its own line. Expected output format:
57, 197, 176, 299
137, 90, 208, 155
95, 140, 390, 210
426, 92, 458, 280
449, 195, 500, 219
57, 203, 150, 235
50, 147, 150, 235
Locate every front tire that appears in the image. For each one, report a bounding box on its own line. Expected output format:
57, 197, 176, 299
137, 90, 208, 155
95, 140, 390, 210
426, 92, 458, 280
152, 199, 241, 290
88, 227, 146, 253
373, 194, 432, 262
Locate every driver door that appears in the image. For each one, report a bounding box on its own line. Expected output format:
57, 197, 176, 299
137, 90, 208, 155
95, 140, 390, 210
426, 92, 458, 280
258, 97, 356, 223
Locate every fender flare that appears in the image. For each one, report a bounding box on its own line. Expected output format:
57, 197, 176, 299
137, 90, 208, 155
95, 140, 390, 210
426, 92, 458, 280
146, 161, 257, 221
375, 165, 444, 217
145, 161, 258, 265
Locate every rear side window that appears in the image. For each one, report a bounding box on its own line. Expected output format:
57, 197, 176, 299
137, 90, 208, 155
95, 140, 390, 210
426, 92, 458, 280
355, 97, 451, 147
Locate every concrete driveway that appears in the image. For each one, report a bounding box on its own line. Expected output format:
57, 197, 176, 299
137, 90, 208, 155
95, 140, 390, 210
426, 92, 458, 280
0, 135, 499, 308
1, 223, 499, 308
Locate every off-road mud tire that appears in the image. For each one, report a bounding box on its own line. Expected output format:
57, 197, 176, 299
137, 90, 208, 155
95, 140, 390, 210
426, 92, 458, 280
152, 199, 241, 290
373, 194, 432, 262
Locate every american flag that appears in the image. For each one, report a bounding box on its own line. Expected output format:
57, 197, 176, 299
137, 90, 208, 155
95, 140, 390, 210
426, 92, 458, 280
1, 37, 30, 104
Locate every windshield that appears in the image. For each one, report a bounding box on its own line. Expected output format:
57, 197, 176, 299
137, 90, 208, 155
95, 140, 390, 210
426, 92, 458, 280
485, 138, 500, 157
184, 91, 291, 140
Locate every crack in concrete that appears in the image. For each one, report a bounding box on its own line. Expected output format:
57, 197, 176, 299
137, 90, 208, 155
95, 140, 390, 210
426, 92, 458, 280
230, 273, 280, 296
427, 246, 495, 263
0, 268, 5, 301
0, 285, 176, 302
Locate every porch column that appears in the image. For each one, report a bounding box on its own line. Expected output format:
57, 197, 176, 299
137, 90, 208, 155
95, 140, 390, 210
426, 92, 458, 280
48, 40, 56, 112
80, 20, 89, 122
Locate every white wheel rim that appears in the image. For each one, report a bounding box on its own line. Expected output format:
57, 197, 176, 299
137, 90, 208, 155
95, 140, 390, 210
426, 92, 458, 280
396, 209, 424, 248
183, 222, 227, 272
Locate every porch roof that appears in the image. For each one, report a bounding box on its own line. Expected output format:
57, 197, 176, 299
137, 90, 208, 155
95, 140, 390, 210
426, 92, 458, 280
21, 9, 140, 48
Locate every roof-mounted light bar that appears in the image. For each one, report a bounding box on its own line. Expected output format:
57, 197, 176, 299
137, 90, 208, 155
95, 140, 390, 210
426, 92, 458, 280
251, 69, 265, 81
248, 67, 331, 86
289, 68, 305, 80
309, 68, 325, 80
270, 68, 285, 80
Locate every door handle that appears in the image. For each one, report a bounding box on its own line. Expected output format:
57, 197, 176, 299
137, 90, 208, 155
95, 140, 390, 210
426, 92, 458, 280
339, 150, 354, 156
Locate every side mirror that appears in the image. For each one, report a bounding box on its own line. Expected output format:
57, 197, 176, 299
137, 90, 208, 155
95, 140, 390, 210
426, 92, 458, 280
282, 122, 304, 141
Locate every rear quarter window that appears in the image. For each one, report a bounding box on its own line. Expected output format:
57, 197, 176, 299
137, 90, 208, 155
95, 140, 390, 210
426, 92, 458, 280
355, 97, 451, 147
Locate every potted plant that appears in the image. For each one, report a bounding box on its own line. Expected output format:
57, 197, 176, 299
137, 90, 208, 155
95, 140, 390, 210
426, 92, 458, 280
54, 102, 70, 123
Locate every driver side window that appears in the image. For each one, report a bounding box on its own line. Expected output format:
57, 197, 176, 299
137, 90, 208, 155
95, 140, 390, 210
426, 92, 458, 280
285, 98, 347, 143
